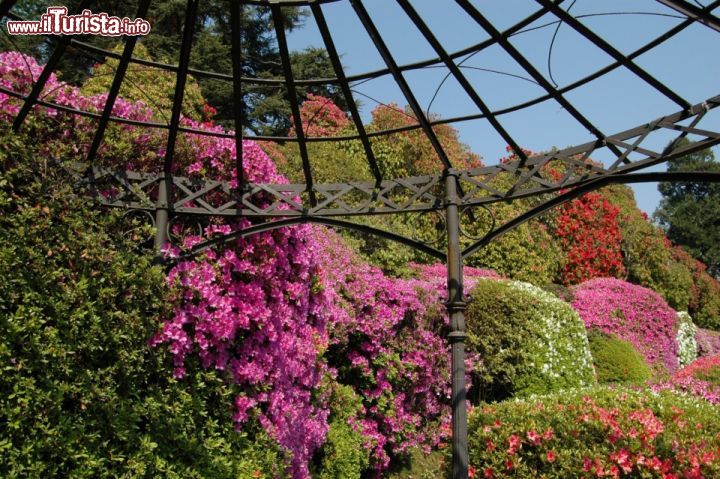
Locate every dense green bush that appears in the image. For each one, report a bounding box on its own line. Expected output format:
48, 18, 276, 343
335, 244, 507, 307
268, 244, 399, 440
463, 386, 720, 479
312, 382, 370, 479
587, 331, 653, 384
466, 279, 595, 402
0, 129, 283, 478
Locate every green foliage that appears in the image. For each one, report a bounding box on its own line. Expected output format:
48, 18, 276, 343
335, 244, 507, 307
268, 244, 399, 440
695, 364, 720, 384
464, 386, 720, 479
313, 382, 370, 479
0, 128, 283, 478
601, 185, 694, 310
672, 247, 720, 330
692, 272, 720, 330
470, 220, 564, 285
466, 279, 595, 402
386, 447, 446, 479
467, 174, 564, 286
656, 140, 720, 278
82, 43, 208, 121
587, 331, 653, 384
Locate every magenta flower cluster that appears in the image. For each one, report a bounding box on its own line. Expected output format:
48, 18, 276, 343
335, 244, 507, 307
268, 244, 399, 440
572, 278, 680, 374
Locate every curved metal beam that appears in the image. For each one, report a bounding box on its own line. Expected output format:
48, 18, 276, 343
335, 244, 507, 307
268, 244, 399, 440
655, 0, 720, 32
461, 171, 720, 260
172, 216, 447, 263
5, 1, 716, 145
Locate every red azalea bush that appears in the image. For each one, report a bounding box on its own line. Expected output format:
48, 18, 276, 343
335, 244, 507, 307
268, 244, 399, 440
464, 386, 720, 479
572, 278, 680, 375
554, 192, 626, 285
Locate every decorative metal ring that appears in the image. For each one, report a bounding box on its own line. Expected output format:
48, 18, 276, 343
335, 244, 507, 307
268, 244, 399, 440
167, 215, 206, 248
409, 210, 446, 247
459, 204, 495, 241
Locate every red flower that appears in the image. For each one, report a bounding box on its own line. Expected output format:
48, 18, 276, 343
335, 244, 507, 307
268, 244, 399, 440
483, 467, 494, 478
507, 434, 522, 455
546, 450, 557, 463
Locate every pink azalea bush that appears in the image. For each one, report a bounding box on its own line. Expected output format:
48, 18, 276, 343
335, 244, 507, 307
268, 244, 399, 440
696, 328, 720, 357
572, 278, 680, 375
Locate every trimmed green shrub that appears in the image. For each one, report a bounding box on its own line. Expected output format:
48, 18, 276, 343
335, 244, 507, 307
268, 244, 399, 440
0, 129, 283, 478
466, 279, 595, 402
587, 331, 653, 384
313, 382, 370, 479
463, 386, 720, 478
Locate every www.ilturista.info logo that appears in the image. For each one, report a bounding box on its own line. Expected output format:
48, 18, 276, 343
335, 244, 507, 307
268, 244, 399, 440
6, 7, 151, 36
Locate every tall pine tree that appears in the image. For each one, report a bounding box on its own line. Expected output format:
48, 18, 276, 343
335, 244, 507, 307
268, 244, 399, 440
655, 139, 720, 278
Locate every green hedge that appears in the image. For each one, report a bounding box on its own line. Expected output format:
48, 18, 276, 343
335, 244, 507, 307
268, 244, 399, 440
466, 279, 595, 402
0, 129, 283, 478
313, 382, 370, 479
587, 331, 653, 384
464, 386, 720, 478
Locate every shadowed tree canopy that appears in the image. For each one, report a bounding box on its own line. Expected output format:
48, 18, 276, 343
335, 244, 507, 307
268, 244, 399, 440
0, 0, 344, 135
655, 139, 720, 278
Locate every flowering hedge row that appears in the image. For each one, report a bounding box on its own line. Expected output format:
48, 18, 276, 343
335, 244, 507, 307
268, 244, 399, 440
464, 386, 720, 478
696, 328, 720, 357
554, 191, 626, 285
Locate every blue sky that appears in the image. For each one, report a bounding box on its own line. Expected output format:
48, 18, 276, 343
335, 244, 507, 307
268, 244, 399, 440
287, 0, 720, 214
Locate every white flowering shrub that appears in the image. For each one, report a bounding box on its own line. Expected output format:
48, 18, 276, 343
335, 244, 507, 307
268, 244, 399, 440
466, 279, 596, 402
676, 311, 698, 367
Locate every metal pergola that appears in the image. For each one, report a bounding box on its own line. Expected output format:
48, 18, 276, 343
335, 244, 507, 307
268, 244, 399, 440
2, 1, 720, 477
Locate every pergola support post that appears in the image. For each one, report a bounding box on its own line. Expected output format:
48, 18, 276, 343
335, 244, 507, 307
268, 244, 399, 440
154, 176, 171, 257
445, 170, 469, 479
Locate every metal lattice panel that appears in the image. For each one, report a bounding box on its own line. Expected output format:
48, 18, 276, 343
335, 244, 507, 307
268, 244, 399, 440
81, 95, 720, 217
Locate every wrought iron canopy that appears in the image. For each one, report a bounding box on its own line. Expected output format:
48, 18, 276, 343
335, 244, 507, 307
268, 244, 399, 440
2, 1, 719, 219
2, 2, 720, 479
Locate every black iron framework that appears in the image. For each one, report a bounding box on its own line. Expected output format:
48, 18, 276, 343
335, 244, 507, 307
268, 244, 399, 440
2, 1, 720, 478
